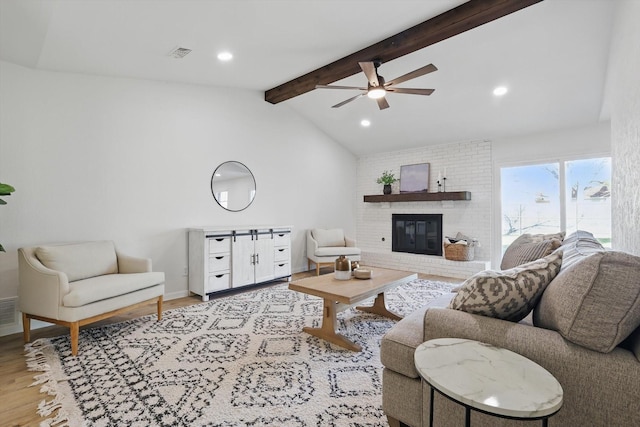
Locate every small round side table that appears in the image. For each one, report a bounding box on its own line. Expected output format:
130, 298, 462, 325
414, 338, 563, 427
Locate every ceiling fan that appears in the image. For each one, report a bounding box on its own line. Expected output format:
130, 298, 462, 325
315, 60, 437, 110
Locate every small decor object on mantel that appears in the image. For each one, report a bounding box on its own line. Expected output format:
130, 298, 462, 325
437, 167, 447, 192
376, 170, 398, 195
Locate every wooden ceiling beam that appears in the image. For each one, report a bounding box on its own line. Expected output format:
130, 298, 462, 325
264, 0, 543, 104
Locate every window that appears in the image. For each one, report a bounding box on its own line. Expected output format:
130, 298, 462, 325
501, 157, 611, 254
565, 158, 611, 246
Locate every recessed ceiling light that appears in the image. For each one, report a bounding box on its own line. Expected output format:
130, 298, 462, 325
361, 119, 371, 127
493, 86, 508, 96
217, 51, 233, 61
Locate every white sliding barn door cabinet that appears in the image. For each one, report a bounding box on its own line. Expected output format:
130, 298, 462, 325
188, 226, 292, 301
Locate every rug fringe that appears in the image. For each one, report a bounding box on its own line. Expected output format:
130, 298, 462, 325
25, 340, 73, 427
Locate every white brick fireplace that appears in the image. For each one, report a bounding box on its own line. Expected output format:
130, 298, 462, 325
356, 140, 492, 279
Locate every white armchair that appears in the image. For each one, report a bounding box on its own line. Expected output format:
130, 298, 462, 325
307, 228, 361, 275
18, 240, 165, 356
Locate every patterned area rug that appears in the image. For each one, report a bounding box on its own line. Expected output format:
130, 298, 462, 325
26, 279, 454, 426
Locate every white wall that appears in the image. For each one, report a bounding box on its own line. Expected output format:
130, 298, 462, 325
356, 140, 492, 279
0, 61, 357, 311
492, 122, 611, 164
608, 0, 640, 255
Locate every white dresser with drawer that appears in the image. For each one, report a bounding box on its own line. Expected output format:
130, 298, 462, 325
188, 226, 292, 301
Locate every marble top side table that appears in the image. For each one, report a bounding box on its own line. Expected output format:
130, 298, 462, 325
414, 338, 563, 427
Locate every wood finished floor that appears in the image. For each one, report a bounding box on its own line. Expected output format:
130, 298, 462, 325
0, 269, 458, 427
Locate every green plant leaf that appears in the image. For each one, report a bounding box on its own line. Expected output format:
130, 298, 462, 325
376, 170, 398, 185
0, 199, 6, 205
0, 183, 15, 194
0, 243, 4, 252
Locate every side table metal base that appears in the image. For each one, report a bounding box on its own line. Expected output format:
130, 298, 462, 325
427, 384, 553, 427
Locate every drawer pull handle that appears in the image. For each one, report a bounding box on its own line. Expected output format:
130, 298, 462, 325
215, 256, 224, 260
278, 264, 285, 267
278, 249, 285, 252
215, 274, 224, 278
215, 238, 224, 242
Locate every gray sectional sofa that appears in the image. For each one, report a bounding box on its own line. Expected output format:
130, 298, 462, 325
381, 231, 640, 427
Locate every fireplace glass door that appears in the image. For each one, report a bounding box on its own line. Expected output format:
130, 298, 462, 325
392, 214, 443, 256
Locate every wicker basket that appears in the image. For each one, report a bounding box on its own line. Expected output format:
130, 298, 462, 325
444, 242, 475, 261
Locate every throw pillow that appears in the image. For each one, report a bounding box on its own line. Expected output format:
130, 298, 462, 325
500, 231, 565, 270
448, 251, 563, 322
534, 250, 640, 353
500, 238, 562, 270
557, 230, 604, 271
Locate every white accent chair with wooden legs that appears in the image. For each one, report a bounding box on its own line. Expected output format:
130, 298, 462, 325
306, 228, 361, 275
18, 240, 165, 356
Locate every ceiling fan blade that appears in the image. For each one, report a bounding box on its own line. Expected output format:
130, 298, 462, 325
386, 88, 435, 96
385, 64, 437, 87
377, 97, 390, 110
315, 84, 367, 91
359, 62, 380, 87
332, 93, 365, 108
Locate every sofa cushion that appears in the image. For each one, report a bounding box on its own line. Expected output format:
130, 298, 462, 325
63, 272, 165, 307
36, 241, 118, 282
312, 229, 345, 247
501, 232, 565, 269
534, 250, 640, 353
380, 293, 456, 378
449, 251, 563, 322
315, 246, 361, 257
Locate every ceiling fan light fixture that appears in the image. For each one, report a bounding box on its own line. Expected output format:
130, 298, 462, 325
367, 87, 386, 99
493, 86, 508, 96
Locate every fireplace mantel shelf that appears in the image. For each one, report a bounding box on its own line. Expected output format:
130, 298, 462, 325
364, 191, 471, 203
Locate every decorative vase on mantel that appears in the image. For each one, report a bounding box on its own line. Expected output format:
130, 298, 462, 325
376, 170, 398, 196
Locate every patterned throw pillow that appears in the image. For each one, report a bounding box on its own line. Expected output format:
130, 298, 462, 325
500, 232, 565, 270
449, 251, 563, 322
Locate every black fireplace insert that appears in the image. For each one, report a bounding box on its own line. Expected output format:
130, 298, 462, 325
392, 214, 443, 256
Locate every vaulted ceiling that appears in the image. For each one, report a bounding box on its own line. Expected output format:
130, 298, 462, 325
0, 0, 616, 155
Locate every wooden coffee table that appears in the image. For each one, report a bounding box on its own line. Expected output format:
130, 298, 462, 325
289, 267, 417, 351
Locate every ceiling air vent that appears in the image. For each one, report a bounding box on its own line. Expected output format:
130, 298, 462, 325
168, 47, 192, 59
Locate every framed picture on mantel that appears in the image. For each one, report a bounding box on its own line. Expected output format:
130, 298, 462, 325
400, 163, 430, 193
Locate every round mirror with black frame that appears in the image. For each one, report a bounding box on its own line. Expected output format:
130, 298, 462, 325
210, 161, 256, 212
